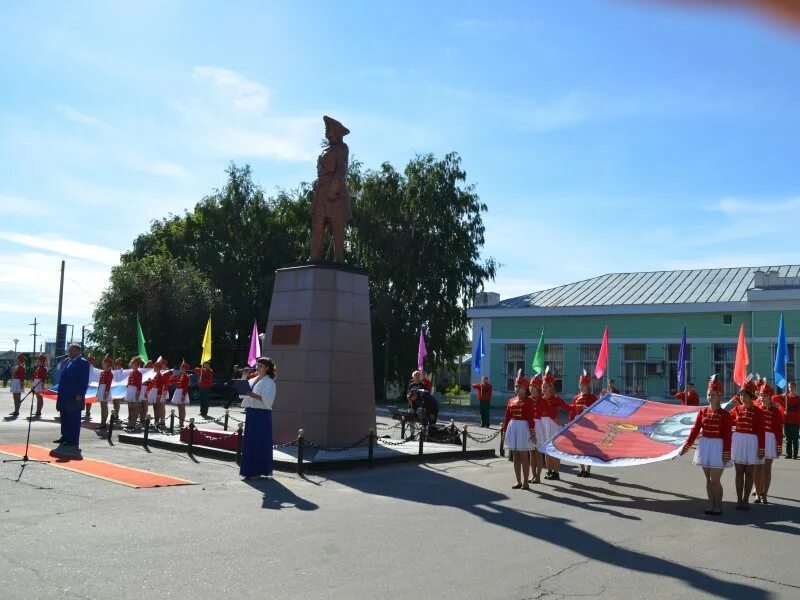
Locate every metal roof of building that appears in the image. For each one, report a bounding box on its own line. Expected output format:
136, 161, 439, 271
496, 265, 800, 309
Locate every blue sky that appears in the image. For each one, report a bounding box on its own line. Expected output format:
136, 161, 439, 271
2, 0, 800, 351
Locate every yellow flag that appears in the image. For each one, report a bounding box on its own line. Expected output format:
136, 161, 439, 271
200, 316, 212, 364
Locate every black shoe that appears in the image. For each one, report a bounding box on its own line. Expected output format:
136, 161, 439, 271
552, 472, 560, 480
53, 438, 64, 444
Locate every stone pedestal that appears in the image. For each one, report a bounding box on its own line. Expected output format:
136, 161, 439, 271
263, 264, 376, 448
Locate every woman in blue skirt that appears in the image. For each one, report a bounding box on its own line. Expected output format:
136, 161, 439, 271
240, 357, 277, 479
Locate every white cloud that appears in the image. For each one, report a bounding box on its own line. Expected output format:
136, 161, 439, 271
125, 156, 189, 177
193, 66, 271, 113
53, 103, 116, 133
713, 196, 800, 215
0, 194, 47, 216
0, 232, 121, 266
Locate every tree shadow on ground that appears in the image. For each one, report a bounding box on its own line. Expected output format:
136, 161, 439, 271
245, 477, 319, 512
328, 464, 771, 599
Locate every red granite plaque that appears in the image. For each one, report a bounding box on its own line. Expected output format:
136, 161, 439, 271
272, 324, 302, 345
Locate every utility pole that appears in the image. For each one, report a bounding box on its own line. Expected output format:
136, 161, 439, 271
30, 317, 38, 355
56, 260, 65, 355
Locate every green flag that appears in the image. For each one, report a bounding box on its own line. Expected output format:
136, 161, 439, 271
136, 314, 149, 362
532, 329, 545, 375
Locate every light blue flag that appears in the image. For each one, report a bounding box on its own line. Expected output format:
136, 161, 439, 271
473, 327, 485, 373
774, 313, 789, 390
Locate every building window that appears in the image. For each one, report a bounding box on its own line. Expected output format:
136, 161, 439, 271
772, 343, 796, 389
503, 344, 526, 392
723, 314, 732, 325
545, 344, 564, 394
667, 344, 693, 396
712, 344, 737, 398
579, 344, 601, 393
622, 344, 646, 398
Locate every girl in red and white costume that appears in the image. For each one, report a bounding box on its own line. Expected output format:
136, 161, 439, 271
680, 375, 732, 516
155, 358, 170, 426
32, 354, 48, 418
171, 362, 191, 427
97, 355, 114, 428
540, 366, 570, 480
10, 354, 26, 417
528, 374, 546, 484
124, 357, 143, 429
730, 378, 765, 510
753, 382, 783, 504
144, 361, 163, 425
502, 372, 537, 490
570, 370, 598, 478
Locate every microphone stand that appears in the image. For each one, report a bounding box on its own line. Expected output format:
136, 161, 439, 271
3, 380, 51, 468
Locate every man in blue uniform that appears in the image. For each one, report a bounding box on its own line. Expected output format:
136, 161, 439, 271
54, 343, 90, 448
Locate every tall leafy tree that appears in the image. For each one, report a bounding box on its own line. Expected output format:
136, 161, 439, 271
350, 152, 496, 396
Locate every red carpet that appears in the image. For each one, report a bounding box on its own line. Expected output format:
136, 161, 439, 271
0, 444, 195, 488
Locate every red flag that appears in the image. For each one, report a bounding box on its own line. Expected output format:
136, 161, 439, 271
594, 326, 609, 380
733, 323, 749, 386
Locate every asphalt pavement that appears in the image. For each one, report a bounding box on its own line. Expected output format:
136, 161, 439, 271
1, 387, 798, 600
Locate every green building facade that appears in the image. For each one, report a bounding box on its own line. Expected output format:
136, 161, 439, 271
467, 266, 800, 407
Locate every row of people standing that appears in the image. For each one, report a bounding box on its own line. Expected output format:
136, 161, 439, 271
501, 369, 595, 489
681, 375, 786, 514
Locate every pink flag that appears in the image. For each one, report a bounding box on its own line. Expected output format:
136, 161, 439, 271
594, 326, 609, 380
417, 329, 427, 371
247, 319, 261, 367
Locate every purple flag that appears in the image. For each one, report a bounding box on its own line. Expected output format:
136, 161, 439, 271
247, 319, 261, 367
417, 329, 427, 371
677, 327, 687, 389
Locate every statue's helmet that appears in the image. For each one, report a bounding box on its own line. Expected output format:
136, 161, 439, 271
323, 115, 350, 138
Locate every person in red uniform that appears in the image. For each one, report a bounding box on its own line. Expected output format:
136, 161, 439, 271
195, 361, 214, 417
10, 354, 26, 417
32, 354, 48, 418
421, 372, 432, 392
540, 367, 570, 480
730, 378, 765, 510
679, 375, 732, 516
753, 382, 783, 504
156, 358, 171, 426
781, 382, 800, 458
571, 370, 599, 477
144, 360, 163, 425
675, 382, 699, 406
604, 379, 619, 395
171, 362, 192, 427
502, 378, 537, 489
84, 355, 95, 420
96, 355, 114, 428
472, 376, 493, 427
528, 374, 546, 484
124, 357, 143, 429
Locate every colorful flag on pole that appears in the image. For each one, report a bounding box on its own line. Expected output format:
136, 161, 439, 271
417, 329, 427, 371
247, 319, 261, 368
473, 327, 485, 373
774, 313, 789, 390
540, 393, 701, 467
201, 316, 212, 364
136, 314, 149, 362
677, 327, 687, 389
733, 323, 749, 387
532, 329, 545, 375
594, 326, 609, 379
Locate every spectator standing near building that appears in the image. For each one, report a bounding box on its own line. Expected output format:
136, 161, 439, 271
472, 376, 493, 427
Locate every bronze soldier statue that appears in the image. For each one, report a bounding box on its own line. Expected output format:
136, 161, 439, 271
310, 115, 351, 263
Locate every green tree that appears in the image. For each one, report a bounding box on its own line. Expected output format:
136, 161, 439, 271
350, 152, 496, 398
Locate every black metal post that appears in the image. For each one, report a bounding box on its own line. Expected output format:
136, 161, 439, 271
143, 415, 150, 446
223, 409, 230, 432
188, 418, 195, 455
235, 422, 244, 465
418, 426, 425, 462
107, 410, 115, 443
500, 428, 505, 457
169, 409, 175, 435
462, 425, 468, 456
368, 429, 374, 468
400, 415, 406, 440
297, 429, 305, 476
